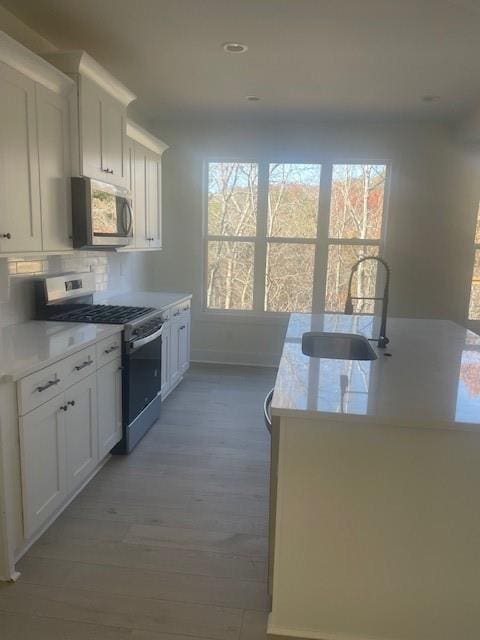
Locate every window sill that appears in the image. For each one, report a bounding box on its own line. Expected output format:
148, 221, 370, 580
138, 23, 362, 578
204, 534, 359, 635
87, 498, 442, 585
198, 309, 294, 325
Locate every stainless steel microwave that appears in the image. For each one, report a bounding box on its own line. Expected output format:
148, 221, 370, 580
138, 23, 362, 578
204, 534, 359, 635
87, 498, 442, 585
71, 177, 133, 249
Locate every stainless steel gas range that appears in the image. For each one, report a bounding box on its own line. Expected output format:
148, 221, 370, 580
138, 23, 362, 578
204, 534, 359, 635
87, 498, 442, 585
35, 272, 164, 453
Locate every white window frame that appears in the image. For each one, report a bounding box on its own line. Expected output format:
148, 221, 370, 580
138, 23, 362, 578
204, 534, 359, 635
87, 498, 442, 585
467, 214, 480, 329
202, 158, 391, 319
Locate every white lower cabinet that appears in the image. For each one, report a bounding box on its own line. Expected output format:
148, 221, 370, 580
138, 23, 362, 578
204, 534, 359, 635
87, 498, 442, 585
64, 373, 98, 494
19, 394, 67, 539
97, 358, 123, 458
17, 335, 122, 541
163, 305, 191, 399
161, 321, 171, 398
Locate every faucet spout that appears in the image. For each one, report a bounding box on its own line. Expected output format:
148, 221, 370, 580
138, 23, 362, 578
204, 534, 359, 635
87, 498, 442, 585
344, 256, 391, 349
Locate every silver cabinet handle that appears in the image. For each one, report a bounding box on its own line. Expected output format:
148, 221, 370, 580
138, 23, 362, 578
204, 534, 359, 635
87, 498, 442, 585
104, 345, 119, 354
1, 233, 11, 239
36, 378, 60, 393
74, 358, 93, 371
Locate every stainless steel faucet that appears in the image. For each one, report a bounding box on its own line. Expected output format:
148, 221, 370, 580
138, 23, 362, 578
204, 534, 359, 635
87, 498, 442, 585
344, 256, 391, 348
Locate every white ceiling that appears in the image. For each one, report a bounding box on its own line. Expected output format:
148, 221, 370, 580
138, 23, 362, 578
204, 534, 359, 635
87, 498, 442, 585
3, 0, 480, 123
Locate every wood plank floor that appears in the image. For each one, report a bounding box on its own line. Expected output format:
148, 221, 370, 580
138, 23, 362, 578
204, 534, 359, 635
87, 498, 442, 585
0, 363, 276, 640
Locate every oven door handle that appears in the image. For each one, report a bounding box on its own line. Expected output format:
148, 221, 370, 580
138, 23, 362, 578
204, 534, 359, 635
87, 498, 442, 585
127, 325, 163, 353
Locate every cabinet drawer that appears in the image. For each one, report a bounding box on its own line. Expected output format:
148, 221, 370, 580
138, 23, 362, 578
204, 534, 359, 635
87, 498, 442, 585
96, 333, 122, 368
171, 300, 191, 319
63, 345, 97, 387
18, 360, 67, 416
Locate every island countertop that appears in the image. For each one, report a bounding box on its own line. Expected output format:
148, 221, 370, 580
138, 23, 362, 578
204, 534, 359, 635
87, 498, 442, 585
271, 313, 480, 430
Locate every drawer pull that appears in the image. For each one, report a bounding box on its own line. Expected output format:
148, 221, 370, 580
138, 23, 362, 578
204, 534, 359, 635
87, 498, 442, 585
36, 378, 60, 393
104, 345, 119, 354
59, 404, 68, 412
173, 310, 180, 316
74, 358, 93, 372
180, 325, 186, 330
67, 400, 76, 407
183, 306, 190, 311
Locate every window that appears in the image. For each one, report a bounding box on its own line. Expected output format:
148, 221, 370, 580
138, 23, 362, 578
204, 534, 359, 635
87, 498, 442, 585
205, 161, 388, 314
468, 205, 480, 321
325, 164, 386, 313
266, 164, 320, 312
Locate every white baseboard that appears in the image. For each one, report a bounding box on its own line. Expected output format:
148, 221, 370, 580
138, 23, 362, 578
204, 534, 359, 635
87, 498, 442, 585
267, 614, 380, 640
191, 348, 280, 368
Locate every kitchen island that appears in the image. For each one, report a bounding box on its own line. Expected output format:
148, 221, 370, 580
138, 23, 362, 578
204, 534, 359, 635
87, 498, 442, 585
268, 313, 480, 640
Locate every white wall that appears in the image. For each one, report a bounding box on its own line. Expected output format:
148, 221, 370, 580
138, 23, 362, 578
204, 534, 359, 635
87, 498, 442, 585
144, 118, 475, 365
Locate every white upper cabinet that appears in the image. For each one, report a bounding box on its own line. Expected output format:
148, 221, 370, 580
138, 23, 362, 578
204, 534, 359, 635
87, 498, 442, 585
79, 76, 128, 187
146, 150, 162, 248
127, 121, 168, 251
36, 83, 72, 252
44, 51, 136, 189
0, 62, 41, 253
0, 31, 74, 255
133, 141, 149, 248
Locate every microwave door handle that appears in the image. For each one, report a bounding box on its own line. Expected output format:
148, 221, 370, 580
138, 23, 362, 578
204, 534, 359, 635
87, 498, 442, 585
124, 201, 133, 236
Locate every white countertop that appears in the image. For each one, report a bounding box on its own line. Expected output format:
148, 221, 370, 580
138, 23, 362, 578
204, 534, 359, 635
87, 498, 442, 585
272, 313, 480, 430
95, 290, 191, 310
0, 321, 123, 383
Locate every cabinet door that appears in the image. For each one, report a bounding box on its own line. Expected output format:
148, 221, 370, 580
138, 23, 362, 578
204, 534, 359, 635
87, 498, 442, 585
80, 78, 127, 188
19, 395, 67, 538
79, 76, 103, 181
65, 374, 98, 494
0, 62, 41, 253
35, 83, 72, 252
133, 142, 149, 248
161, 321, 171, 398
97, 358, 123, 458
102, 94, 127, 187
178, 314, 191, 373
146, 151, 162, 248
171, 319, 189, 387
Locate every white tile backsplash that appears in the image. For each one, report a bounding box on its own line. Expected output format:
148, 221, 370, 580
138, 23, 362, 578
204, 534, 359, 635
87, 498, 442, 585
0, 252, 144, 328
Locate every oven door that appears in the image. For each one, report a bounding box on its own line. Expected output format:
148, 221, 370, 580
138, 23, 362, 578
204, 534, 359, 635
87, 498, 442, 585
123, 326, 162, 425
90, 179, 133, 246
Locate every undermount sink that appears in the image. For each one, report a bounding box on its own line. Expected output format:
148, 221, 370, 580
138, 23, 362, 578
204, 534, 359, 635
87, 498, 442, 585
301, 332, 377, 361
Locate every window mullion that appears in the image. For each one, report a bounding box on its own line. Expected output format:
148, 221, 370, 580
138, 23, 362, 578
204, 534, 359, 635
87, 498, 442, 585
312, 163, 332, 314
253, 162, 269, 312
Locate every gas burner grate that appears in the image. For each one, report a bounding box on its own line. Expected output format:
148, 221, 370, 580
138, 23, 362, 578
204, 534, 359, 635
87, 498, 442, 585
50, 304, 156, 324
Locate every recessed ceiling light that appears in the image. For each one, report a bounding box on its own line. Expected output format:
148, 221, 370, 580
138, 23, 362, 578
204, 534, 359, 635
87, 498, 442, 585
421, 95, 441, 103
222, 42, 248, 53
246, 95, 260, 102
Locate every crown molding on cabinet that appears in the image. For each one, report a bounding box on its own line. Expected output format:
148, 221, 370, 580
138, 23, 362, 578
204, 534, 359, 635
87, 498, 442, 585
43, 50, 136, 106
0, 30, 74, 94
126, 120, 169, 155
